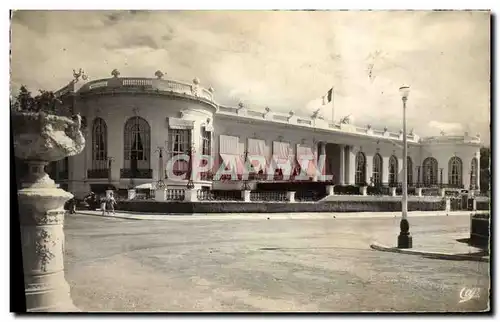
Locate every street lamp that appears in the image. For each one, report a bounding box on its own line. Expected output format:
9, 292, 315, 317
398, 85, 412, 249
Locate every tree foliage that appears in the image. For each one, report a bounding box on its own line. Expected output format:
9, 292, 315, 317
10, 85, 67, 115
480, 146, 490, 193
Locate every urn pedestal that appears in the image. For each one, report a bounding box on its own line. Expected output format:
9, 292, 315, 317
13, 112, 85, 312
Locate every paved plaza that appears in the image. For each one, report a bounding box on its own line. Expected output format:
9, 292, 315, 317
64, 213, 490, 312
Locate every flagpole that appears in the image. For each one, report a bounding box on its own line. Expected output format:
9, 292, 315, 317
331, 87, 334, 123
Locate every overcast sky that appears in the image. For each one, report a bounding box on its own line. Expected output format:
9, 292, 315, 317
10, 10, 490, 143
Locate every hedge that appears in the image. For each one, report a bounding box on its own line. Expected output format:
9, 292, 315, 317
115, 199, 446, 214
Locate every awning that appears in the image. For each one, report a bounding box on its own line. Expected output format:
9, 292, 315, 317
219, 154, 245, 177
296, 144, 317, 178
248, 138, 267, 172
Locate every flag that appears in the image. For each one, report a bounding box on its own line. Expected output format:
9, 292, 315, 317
322, 88, 333, 105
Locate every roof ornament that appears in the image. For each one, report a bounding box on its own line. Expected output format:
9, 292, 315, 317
383, 126, 388, 132
440, 130, 445, 136
72, 68, 88, 83
265, 106, 271, 113
208, 86, 214, 93
111, 69, 120, 78
340, 114, 351, 124
193, 77, 200, 85
155, 70, 164, 79
289, 110, 294, 116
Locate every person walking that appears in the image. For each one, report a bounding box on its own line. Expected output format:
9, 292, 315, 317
106, 193, 117, 215
100, 195, 107, 215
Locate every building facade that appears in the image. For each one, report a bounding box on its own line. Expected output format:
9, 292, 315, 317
50, 72, 482, 198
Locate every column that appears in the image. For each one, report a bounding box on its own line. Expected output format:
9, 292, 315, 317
319, 141, 327, 181
338, 144, 345, 185
382, 156, 389, 185
366, 154, 373, 185
476, 154, 481, 191
463, 157, 472, 190
347, 146, 356, 185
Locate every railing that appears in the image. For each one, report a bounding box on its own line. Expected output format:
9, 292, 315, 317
197, 190, 243, 201
273, 114, 288, 122
81, 77, 214, 103
250, 191, 287, 202
165, 189, 185, 201
87, 169, 109, 179
247, 110, 263, 118
297, 118, 312, 125
295, 190, 323, 201
88, 81, 108, 90
122, 78, 153, 87
120, 168, 153, 179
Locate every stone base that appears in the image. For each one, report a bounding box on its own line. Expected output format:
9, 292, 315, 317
397, 234, 413, 249
326, 185, 334, 196
155, 189, 167, 202
415, 187, 423, 197
359, 186, 368, 196
390, 187, 397, 197
184, 189, 198, 202
242, 190, 251, 202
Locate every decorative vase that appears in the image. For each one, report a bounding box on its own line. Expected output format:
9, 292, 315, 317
12, 111, 85, 312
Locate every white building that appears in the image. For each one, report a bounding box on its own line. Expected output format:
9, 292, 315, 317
50, 71, 482, 198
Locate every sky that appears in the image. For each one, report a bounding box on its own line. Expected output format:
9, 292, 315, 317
10, 10, 491, 142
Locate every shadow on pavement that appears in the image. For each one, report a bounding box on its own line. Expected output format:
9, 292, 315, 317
456, 238, 490, 254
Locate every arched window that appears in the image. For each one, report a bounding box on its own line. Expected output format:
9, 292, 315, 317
422, 157, 438, 186
372, 153, 383, 185
355, 152, 366, 185
388, 155, 398, 186
448, 156, 463, 187
92, 118, 107, 169
470, 158, 478, 189
124, 116, 151, 172
407, 156, 413, 186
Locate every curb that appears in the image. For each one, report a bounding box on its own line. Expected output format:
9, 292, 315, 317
370, 242, 489, 262
74, 210, 477, 221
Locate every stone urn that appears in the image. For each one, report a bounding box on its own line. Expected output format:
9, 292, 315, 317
12, 111, 85, 312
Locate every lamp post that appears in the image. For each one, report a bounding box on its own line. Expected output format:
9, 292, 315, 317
243, 149, 250, 190
155, 147, 166, 189
186, 144, 195, 190
398, 85, 412, 249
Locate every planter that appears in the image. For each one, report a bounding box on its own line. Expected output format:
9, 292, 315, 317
13, 111, 85, 312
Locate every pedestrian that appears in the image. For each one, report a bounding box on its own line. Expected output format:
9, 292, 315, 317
107, 193, 117, 215
69, 197, 77, 214
100, 195, 107, 215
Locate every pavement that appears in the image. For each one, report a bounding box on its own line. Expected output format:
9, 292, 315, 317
64, 213, 490, 312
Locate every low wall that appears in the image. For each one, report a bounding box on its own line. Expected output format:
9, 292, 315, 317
116, 198, 446, 214
470, 213, 490, 247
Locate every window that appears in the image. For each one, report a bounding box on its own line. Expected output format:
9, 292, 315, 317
470, 158, 478, 189
388, 156, 398, 186
169, 128, 191, 176
201, 126, 212, 156
123, 116, 151, 170
448, 156, 463, 187
92, 118, 107, 169
372, 153, 383, 185
407, 157, 413, 186
422, 157, 438, 186
355, 152, 366, 185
